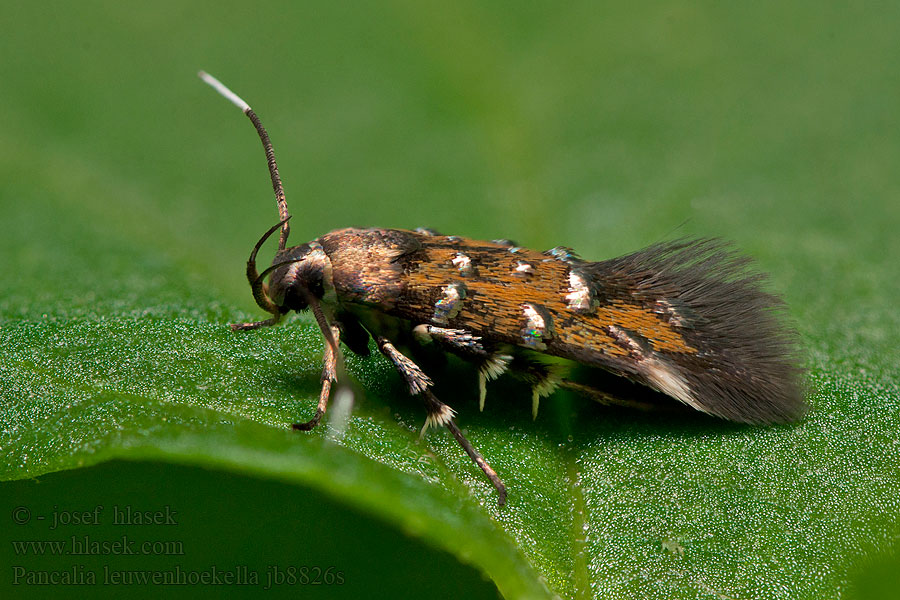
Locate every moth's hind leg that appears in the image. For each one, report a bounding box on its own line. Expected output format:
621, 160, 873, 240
558, 379, 681, 413
505, 355, 567, 420
412, 325, 512, 412
512, 358, 671, 417
376, 335, 507, 506
439, 394, 507, 506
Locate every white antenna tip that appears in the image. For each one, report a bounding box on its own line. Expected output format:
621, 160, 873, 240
198, 70, 251, 113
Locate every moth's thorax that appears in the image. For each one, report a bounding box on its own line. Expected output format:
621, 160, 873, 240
317, 228, 418, 309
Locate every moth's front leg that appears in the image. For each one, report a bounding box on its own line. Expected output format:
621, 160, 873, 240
293, 323, 341, 431
376, 335, 507, 506
230, 315, 281, 331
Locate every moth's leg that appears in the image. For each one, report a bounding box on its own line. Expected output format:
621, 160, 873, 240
230, 315, 281, 331
441, 396, 507, 506
336, 311, 371, 357
506, 357, 564, 420
377, 336, 433, 396
558, 380, 669, 412
414, 325, 562, 421
412, 325, 512, 412
376, 335, 507, 506
293, 323, 342, 431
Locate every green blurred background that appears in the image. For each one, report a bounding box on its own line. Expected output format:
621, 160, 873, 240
2, 2, 898, 599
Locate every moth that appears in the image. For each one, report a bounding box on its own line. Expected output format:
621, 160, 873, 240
199, 72, 806, 506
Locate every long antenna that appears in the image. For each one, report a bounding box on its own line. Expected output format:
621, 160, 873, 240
199, 71, 291, 250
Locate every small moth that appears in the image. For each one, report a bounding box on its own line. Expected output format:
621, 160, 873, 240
199, 72, 806, 506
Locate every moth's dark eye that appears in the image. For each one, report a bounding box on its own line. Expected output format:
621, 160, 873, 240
282, 286, 309, 312
305, 276, 325, 301
282, 273, 324, 313
269, 252, 325, 314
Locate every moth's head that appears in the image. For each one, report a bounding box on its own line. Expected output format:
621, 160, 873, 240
242, 218, 332, 319
238, 219, 339, 354
266, 243, 331, 313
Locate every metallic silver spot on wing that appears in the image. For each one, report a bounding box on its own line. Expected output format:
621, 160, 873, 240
433, 282, 467, 324
452, 252, 473, 276
565, 269, 594, 312
521, 303, 554, 350
513, 261, 535, 278
414, 227, 441, 236
543, 246, 582, 264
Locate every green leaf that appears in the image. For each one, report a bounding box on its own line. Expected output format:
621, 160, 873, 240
2, 2, 898, 598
